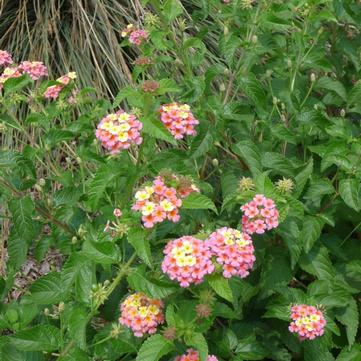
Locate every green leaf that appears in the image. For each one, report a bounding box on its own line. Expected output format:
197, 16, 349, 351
4, 74, 32, 94
207, 273, 233, 302
182, 192, 218, 214
238, 73, 267, 113
335, 298, 359, 347
136, 334, 174, 361
9, 196, 35, 243
299, 245, 335, 281
235, 336, 268, 360
0, 113, 21, 130
163, 0, 183, 23
61, 254, 95, 304
127, 228, 152, 268
336, 344, 361, 361
190, 129, 213, 159
294, 158, 313, 197
301, 216, 325, 253
316, 76, 347, 101
127, 267, 177, 298
82, 240, 121, 265
303, 178, 334, 207
156, 79, 180, 94
67, 306, 88, 350
261, 152, 295, 177
29, 272, 65, 304
232, 141, 262, 177
339, 179, 360, 211
142, 116, 177, 145
9, 325, 60, 352
184, 333, 208, 361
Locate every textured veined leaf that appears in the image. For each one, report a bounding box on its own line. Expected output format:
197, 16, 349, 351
301, 216, 325, 253
207, 273, 233, 302
335, 298, 359, 347
232, 141, 262, 177
82, 240, 121, 265
336, 344, 361, 361
316, 76, 347, 101
184, 332, 208, 361
182, 192, 218, 214
9, 325, 60, 352
68, 306, 88, 350
163, 0, 183, 23
136, 334, 174, 361
127, 228, 152, 267
142, 116, 177, 145
29, 272, 66, 304
190, 128, 213, 159
339, 179, 360, 211
235, 336, 268, 360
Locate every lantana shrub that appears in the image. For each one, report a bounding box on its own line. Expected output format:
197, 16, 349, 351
0, 1, 360, 361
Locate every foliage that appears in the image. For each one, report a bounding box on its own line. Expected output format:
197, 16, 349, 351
0, 0, 361, 360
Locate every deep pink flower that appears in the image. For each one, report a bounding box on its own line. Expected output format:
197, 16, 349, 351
240, 194, 279, 234
19, 61, 48, 80
0, 50, 13, 67
175, 349, 218, 361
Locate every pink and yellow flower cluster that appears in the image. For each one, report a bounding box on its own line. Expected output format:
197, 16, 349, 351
119, 292, 164, 337
161, 236, 215, 287
175, 349, 218, 361
206, 227, 255, 278
44, 72, 77, 100
121, 24, 149, 46
96, 110, 143, 154
0, 50, 13, 67
240, 194, 279, 234
160, 103, 199, 139
18, 61, 48, 80
132, 175, 198, 228
289, 304, 326, 340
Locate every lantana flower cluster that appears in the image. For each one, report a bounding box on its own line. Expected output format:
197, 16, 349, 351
175, 349, 218, 361
121, 24, 149, 46
95, 110, 143, 154
44, 72, 77, 100
0, 50, 13, 67
132, 175, 198, 228
119, 293, 164, 337
162, 236, 215, 287
18, 61, 48, 80
240, 194, 279, 234
289, 305, 326, 340
160, 103, 199, 139
206, 227, 255, 278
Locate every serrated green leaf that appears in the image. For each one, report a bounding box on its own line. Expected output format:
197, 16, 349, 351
9, 325, 60, 352
184, 333, 208, 361
182, 192, 218, 214
136, 334, 174, 361
207, 273, 233, 302
82, 240, 121, 265
316, 76, 347, 101
339, 179, 360, 211
301, 216, 325, 253
142, 116, 177, 145
127, 228, 152, 267
232, 141, 262, 177
335, 298, 359, 347
163, 0, 183, 23
67, 306, 88, 350
29, 272, 65, 304
336, 344, 361, 361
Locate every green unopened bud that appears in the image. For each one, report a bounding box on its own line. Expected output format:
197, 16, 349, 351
275, 177, 294, 193
219, 83, 226, 92
212, 158, 219, 167
198, 289, 216, 306
90, 283, 108, 306
34, 184, 43, 192
224, 25, 229, 36
239, 177, 255, 192
251, 35, 258, 44
58, 302, 65, 313
44, 308, 50, 316
115, 223, 129, 237
76, 157, 82, 164
310, 73, 316, 82
287, 59, 292, 68
38, 178, 46, 186
314, 104, 319, 110
272, 97, 278, 105
281, 113, 287, 122
103, 280, 110, 287
266, 69, 273, 78
340, 109, 346, 117
71, 236, 78, 244
110, 323, 123, 338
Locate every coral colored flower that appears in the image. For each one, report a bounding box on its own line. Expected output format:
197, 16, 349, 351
289, 304, 326, 341
44, 85, 63, 99
0, 50, 13, 67
132, 174, 198, 228
175, 349, 218, 361
119, 293, 164, 337
0, 66, 22, 87
240, 194, 279, 234
206, 227, 255, 279
162, 236, 214, 287
160, 103, 199, 140
95, 110, 143, 154
122, 24, 148, 46
19, 61, 48, 80
43, 72, 76, 100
